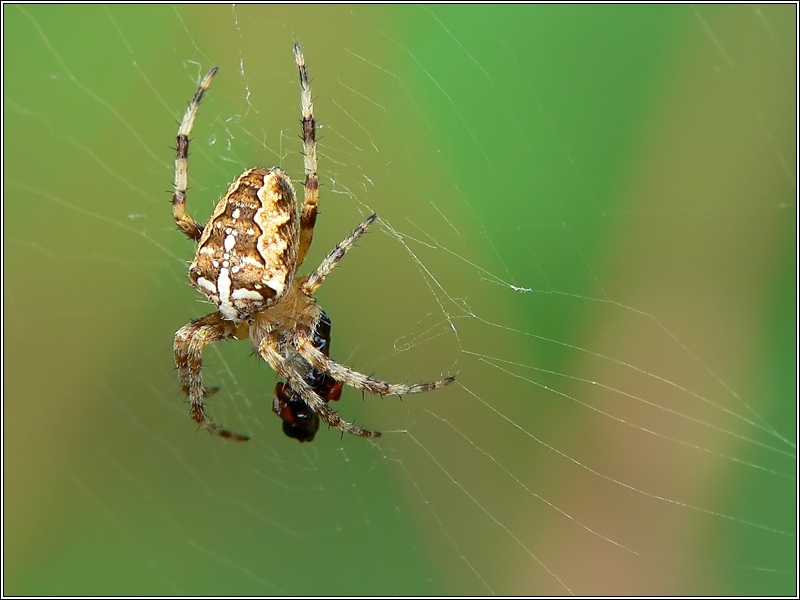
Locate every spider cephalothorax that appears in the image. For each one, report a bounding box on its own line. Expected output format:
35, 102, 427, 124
171, 43, 454, 441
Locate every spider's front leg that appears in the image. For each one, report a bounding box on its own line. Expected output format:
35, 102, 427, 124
174, 311, 249, 441
257, 334, 381, 438
295, 330, 455, 397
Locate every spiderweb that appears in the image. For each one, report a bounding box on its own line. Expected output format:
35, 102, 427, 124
4, 5, 796, 595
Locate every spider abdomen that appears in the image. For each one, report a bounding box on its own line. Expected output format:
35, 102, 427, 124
189, 168, 300, 321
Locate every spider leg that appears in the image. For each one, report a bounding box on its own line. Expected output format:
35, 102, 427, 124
173, 67, 217, 241
293, 42, 319, 269
174, 311, 249, 441
295, 328, 456, 396
257, 335, 381, 438
302, 214, 377, 296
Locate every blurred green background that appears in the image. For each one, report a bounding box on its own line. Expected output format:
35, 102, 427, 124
4, 5, 795, 595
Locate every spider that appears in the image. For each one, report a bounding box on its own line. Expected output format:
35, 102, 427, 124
172, 43, 455, 441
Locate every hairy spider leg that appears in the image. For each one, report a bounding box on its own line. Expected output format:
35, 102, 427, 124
174, 311, 249, 440
173, 67, 218, 241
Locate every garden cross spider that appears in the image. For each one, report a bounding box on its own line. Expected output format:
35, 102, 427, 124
172, 43, 455, 441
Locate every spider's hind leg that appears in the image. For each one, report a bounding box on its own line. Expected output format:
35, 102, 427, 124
294, 42, 319, 269
173, 67, 218, 241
